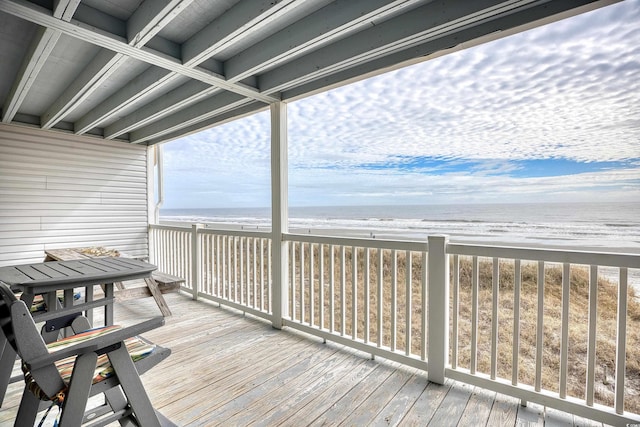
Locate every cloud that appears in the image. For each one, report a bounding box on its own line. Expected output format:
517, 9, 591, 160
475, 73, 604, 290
163, 0, 640, 208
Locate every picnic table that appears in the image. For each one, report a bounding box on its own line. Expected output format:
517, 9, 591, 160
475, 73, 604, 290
44, 247, 183, 317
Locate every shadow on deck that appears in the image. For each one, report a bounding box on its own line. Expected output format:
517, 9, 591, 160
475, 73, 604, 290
1, 292, 607, 426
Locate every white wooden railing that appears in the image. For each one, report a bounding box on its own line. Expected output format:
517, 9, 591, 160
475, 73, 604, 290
149, 223, 640, 425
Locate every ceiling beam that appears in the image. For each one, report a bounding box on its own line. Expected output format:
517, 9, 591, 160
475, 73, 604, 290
0, 0, 278, 105
224, 0, 421, 82
146, 102, 268, 146
104, 80, 221, 139
40, 0, 194, 129
182, 0, 298, 66
73, 66, 176, 134
129, 91, 250, 143
283, 0, 619, 102
75, 0, 302, 135
258, 0, 542, 94
1, 0, 80, 123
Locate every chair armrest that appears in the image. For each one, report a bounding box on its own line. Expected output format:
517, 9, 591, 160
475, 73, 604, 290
26, 317, 165, 370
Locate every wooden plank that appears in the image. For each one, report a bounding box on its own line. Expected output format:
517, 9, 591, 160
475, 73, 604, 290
516, 401, 545, 426
400, 379, 453, 424
263, 354, 379, 425
368, 371, 428, 426
546, 406, 575, 427
457, 386, 496, 426
429, 381, 474, 426
339, 365, 415, 425
486, 393, 519, 426
114, 282, 180, 301
308, 362, 396, 425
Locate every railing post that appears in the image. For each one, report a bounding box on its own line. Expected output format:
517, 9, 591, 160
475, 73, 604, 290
271, 102, 289, 329
428, 235, 449, 384
191, 223, 202, 301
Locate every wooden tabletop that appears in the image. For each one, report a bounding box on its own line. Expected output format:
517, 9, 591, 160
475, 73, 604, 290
0, 257, 156, 294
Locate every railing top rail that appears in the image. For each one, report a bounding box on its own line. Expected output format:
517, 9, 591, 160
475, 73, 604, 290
149, 224, 191, 232
284, 232, 428, 252
150, 223, 271, 239
199, 227, 271, 239
448, 242, 640, 269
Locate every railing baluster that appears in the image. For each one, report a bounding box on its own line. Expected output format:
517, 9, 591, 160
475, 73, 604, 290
377, 248, 383, 348
330, 245, 335, 333
560, 262, 570, 398
267, 240, 272, 312
310, 243, 315, 326
252, 238, 257, 308
240, 237, 244, 304
586, 264, 598, 406
291, 241, 296, 320
422, 250, 428, 361
535, 261, 545, 392
364, 248, 370, 344
301, 242, 305, 323
491, 257, 499, 380
470, 256, 479, 374
352, 246, 358, 340
320, 244, 325, 329
227, 236, 231, 300
341, 245, 346, 336
245, 237, 250, 306
615, 267, 628, 415
452, 254, 459, 369
405, 250, 412, 356
512, 259, 521, 386
391, 249, 397, 352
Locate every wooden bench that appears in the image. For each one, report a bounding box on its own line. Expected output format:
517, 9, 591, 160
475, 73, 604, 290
44, 248, 184, 316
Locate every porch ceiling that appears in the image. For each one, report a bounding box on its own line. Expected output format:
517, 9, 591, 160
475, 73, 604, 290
0, 0, 620, 146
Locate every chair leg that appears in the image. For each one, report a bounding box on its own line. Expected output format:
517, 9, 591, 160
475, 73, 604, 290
59, 352, 98, 427
108, 345, 161, 427
15, 384, 40, 426
104, 386, 138, 427
0, 338, 16, 407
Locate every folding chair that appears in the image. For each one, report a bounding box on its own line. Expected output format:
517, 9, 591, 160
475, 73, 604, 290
0, 282, 173, 426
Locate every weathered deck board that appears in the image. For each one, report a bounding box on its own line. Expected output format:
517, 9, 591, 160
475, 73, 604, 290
0, 292, 609, 426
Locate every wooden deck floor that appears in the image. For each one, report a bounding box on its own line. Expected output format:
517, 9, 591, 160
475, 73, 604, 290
1, 292, 607, 426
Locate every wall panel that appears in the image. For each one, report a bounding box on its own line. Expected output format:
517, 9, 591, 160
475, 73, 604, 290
0, 124, 150, 266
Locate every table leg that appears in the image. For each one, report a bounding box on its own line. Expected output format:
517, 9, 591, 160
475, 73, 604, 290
105, 283, 114, 326
85, 285, 94, 326
144, 277, 172, 317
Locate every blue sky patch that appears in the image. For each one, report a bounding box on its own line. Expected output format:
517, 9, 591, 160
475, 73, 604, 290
358, 156, 636, 178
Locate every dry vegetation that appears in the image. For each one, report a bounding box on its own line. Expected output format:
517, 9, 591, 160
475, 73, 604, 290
287, 246, 640, 414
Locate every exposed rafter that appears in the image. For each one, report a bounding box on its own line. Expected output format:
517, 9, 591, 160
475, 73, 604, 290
83, 0, 422, 141
224, 0, 421, 81
281, 0, 618, 101
74, 0, 302, 135
40, 0, 196, 129
258, 0, 540, 93
129, 92, 251, 143
0, 0, 279, 104
1, 0, 80, 123
104, 80, 219, 140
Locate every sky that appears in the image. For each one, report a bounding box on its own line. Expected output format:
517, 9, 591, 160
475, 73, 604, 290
162, 0, 640, 209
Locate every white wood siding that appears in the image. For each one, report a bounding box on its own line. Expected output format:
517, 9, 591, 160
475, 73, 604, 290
0, 123, 150, 266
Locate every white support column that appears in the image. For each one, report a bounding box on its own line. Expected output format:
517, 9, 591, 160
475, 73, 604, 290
271, 102, 289, 329
428, 235, 449, 384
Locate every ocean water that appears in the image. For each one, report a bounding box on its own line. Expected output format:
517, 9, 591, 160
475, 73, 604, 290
161, 202, 640, 253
